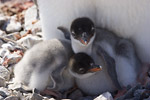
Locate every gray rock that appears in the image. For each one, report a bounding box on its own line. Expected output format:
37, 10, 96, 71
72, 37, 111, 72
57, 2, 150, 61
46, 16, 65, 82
0, 40, 4, 47
0, 16, 7, 27
4, 96, 19, 100
2, 42, 17, 51
24, 5, 39, 31
0, 96, 4, 100
0, 76, 6, 87
0, 65, 10, 81
29, 93, 43, 100
0, 48, 10, 58
6, 17, 22, 33
49, 98, 56, 100
0, 87, 11, 98
94, 92, 113, 100
4, 32, 21, 41
5, 52, 22, 65
0, 30, 6, 36
17, 34, 43, 49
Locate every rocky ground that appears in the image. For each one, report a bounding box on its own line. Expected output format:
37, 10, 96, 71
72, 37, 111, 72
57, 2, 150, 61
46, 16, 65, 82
0, 0, 150, 100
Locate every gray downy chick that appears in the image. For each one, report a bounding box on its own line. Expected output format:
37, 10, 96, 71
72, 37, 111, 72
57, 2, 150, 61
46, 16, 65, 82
13, 39, 74, 92
69, 51, 121, 95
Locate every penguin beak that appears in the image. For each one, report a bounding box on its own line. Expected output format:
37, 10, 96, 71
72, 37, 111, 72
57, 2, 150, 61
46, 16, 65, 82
80, 32, 90, 45
88, 64, 102, 72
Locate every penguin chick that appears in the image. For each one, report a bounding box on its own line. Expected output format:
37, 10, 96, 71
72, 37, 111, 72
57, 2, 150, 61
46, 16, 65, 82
69, 51, 121, 95
69, 53, 102, 78
13, 39, 74, 92
70, 17, 141, 87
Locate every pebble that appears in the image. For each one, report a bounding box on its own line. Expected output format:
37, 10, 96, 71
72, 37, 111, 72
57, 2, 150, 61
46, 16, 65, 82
0, 16, 7, 27
29, 93, 43, 100
0, 65, 10, 81
4, 32, 21, 41
6, 16, 22, 33
3, 52, 22, 66
94, 92, 113, 100
0, 87, 11, 98
4, 96, 19, 100
0, 48, 10, 58
24, 5, 39, 31
0, 76, 6, 87
17, 34, 43, 49
2, 42, 17, 51
0, 30, 6, 36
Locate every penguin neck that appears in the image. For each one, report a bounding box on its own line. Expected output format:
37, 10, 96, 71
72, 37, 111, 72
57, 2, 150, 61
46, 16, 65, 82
71, 34, 96, 55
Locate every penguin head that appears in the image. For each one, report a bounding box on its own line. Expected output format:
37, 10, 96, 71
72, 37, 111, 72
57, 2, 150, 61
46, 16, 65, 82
69, 53, 102, 79
70, 17, 95, 46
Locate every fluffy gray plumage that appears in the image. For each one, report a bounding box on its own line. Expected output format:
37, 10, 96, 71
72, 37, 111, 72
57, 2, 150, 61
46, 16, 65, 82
13, 39, 74, 92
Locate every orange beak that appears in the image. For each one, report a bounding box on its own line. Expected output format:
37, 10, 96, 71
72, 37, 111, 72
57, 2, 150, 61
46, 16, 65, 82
88, 65, 102, 72
79, 32, 91, 45
80, 38, 90, 45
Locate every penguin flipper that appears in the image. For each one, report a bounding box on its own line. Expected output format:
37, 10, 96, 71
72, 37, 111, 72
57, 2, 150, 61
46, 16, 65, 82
96, 45, 122, 89
57, 26, 71, 40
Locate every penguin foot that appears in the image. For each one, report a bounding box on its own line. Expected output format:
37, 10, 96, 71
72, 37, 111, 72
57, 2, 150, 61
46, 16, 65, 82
40, 89, 62, 100
114, 88, 127, 99
137, 63, 150, 85
63, 85, 78, 98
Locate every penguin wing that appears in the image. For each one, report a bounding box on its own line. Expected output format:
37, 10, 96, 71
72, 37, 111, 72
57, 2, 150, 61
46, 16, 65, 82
57, 26, 71, 40
96, 45, 122, 89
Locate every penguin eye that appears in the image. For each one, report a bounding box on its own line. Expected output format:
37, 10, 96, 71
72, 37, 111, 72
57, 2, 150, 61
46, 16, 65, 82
91, 26, 95, 31
79, 68, 85, 74
71, 31, 76, 36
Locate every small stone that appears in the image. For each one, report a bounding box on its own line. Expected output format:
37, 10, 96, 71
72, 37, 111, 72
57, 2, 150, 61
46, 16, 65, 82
17, 34, 43, 49
4, 32, 21, 41
0, 48, 10, 58
0, 16, 7, 27
94, 92, 113, 100
2, 42, 16, 51
24, 5, 39, 30
4, 96, 19, 100
49, 98, 56, 100
5, 52, 22, 65
0, 95, 4, 100
0, 30, 6, 36
0, 65, 10, 81
29, 93, 43, 100
0, 40, 4, 47
6, 18, 22, 33
0, 87, 11, 98
134, 89, 145, 97
0, 76, 6, 87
